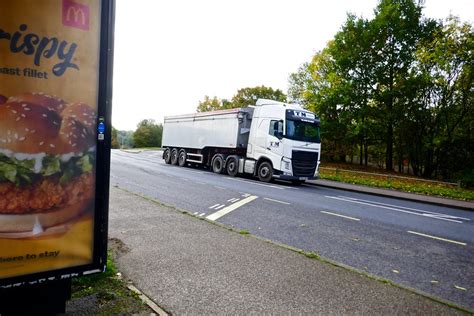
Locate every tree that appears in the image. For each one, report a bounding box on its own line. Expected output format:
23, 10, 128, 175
197, 86, 287, 112
330, 14, 379, 166
288, 0, 473, 182
414, 16, 474, 178
197, 96, 231, 112
117, 130, 134, 148
369, 0, 426, 170
231, 86, 287, 108
132, 119, 163, 148
111, 127, 119, 149
289, 45, 354, 162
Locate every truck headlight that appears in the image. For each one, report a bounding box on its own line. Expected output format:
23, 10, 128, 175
282, 158, 291, 170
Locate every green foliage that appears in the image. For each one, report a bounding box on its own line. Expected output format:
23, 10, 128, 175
111, 127, 119, 149
304, 252, 320, 259
288, 0, 473, 183
320, 164, 474, 201
459, 171, 474, 189
112, 128, 134, 149
197, 86, 287, 112
197, 96, 230, 112
71, 252, 147, 314
132, 119, 163, 148
117, 130, 134, 148
230, 85, 287, 108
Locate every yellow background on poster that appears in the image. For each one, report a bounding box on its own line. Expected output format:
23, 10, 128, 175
0, 0, 101, 280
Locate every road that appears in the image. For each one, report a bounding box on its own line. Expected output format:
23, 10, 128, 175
110, 149, 474, 310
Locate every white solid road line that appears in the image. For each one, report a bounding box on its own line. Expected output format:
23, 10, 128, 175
206, 195, 258, 221
226, 178, 284, 190
325, 196, 465, 223
263, 198, 291, 205
407, 231, 467, 246
320, 211, 360, 221
343, 196, 471, 221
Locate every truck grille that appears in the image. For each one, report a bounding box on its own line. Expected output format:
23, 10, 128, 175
292, 151, 318, 177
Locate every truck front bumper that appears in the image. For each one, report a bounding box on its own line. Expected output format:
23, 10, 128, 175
273, 174, 318, 181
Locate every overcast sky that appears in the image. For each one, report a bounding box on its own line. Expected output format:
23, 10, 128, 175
112, 0, 473, 131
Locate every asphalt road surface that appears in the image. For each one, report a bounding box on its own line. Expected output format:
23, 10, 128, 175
110, 149, 474, 309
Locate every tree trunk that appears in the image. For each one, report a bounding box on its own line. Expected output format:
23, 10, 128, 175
364, 142, 368, 167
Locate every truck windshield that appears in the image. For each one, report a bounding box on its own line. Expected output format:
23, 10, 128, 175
285, 119, 320, 143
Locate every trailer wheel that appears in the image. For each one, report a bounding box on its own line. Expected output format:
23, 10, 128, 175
226, 157, 238, 177
163, 148, 171, 164
258, 161, 273, 182
212, 155, 224, 174
178, 149, 187, 167
170, 148, 179, 165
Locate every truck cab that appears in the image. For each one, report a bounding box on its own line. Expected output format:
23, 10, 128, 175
246, 99, 321, 183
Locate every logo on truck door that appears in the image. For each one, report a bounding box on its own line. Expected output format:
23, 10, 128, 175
270, 141, 280, 147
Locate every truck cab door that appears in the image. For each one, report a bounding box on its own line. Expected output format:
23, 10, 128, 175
266, 120, 285, 163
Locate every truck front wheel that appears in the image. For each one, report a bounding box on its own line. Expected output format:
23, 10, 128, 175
258, 162, 273, 182
170, 148, 179, 165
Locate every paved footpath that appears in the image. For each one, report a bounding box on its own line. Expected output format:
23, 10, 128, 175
108, 186, 468, 314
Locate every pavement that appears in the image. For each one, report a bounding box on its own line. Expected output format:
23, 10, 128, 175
107, 186, 469, 314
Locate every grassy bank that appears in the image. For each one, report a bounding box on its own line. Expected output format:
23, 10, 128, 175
319, 163, 474, 201
69, 253, 149, 314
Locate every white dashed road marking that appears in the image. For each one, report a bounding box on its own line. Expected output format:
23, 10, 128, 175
320, 211, 360, 221
227, 178, 284, 190
407, 231, 467, 246
263, 198, 290, 205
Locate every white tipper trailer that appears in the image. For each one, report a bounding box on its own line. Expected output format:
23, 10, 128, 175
162, 99, 321, 183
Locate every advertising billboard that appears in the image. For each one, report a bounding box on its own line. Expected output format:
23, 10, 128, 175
0, 0, 113, 287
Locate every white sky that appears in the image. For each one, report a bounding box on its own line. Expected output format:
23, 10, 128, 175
112, 0, 473, 131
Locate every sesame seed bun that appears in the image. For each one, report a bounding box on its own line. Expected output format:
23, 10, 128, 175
0, 93, 96, 154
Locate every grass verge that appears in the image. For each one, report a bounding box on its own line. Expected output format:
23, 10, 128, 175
320, 163, 474, 201
69, 252, 149, 315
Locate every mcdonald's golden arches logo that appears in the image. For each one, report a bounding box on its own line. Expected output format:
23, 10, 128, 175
62, 0, 89, 30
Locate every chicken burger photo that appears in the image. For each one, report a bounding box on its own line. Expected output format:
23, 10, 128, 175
0, 92, 97, 237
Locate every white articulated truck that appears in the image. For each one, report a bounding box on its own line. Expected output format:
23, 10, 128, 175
162, 99, 321, 183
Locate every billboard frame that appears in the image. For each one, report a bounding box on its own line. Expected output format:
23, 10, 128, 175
0, 0, 115, 289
